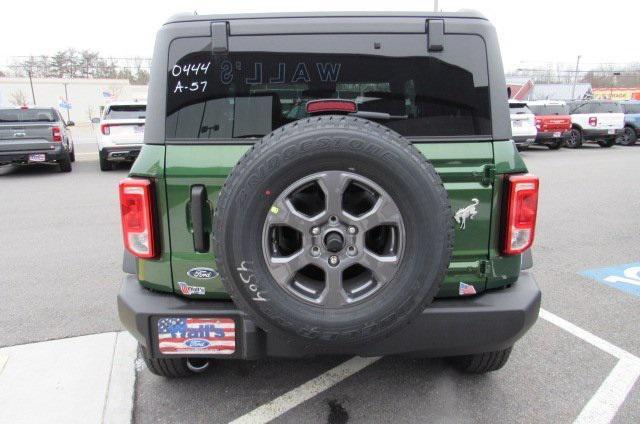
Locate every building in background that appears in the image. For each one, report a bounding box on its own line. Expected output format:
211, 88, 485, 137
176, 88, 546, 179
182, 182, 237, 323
525, 83, 593, 101
0, 78, 148, 123
592, 87, 640, 100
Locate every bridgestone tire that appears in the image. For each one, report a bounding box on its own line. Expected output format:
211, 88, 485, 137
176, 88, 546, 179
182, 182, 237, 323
139, 345, 210, 378
449, 347, 513, 373
214, 116, 454, 345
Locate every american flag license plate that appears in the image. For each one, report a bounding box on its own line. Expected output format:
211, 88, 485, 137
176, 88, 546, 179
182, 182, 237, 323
157, 317, 236, 355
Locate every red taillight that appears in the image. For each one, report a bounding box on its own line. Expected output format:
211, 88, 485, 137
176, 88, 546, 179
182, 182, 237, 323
119, 178, 156, 259
52, 126, 62, 142
588, 116, 598, 126
101, 124, 110, 135
503, 174, 539, 255
306, 99, 357, 114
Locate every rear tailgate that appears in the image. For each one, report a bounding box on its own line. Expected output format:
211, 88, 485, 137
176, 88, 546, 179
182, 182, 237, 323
0, 123, 55, 152
538, 115, 571, 132
102, 119, 145, 144
594, 113, 625, 129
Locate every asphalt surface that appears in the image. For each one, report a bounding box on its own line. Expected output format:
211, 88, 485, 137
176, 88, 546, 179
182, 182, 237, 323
1, 139, 639, 423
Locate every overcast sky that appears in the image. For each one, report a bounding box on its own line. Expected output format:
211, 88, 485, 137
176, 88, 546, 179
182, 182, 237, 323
1, 0, 637, 70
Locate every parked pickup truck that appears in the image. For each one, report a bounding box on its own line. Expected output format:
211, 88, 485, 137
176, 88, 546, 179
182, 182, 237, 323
527, 101, 571, 150
567, 100, 624, 148
617, 100, 640, 146
117, 10, 541, 378
0, 107, 75, 172
96, 101, 146, 171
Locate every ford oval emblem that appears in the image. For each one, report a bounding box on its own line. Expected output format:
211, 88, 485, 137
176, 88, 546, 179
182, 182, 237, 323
187, 267, 218, 280
184, 339, 211, 348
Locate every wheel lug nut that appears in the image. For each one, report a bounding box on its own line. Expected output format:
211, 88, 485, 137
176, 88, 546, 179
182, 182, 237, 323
311, 227, 320, 235
347, 246, 357, 256
329, 255, 339, 266
348, 226, 357, 235
311, 246, 321, 257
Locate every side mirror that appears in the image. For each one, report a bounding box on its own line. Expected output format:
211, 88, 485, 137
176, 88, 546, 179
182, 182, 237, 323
90, 117, 100, 124
67, 121, 75, 127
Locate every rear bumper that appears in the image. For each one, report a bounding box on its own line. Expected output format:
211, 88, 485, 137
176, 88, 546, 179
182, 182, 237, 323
0, 145, 64, 164
582, 128, 624, 138
118, 272, 541, 359
535, 131, 571, 142
512, 135, 536, 147
101, 146, 141, 162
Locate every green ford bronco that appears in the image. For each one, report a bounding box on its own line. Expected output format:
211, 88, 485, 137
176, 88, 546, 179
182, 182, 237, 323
117, 11, 541, 378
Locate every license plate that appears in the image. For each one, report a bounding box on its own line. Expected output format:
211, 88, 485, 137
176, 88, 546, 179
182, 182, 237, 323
134, 126, 144, 133
512, 121, 522, 127
28, 154, 45, 162
553, 132, 561, 138
157, 317, 236, 355
608, 129, 615, 134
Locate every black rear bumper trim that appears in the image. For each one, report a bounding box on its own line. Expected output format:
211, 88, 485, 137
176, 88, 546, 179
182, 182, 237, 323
118, 272, 541, 359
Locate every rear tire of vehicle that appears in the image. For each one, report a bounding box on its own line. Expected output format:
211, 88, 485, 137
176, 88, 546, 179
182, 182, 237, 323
566, 128, 583, 148
214, 115, 454, 346
547, 139, 562, 150
69, 145, 76, 162
139, 345, 210, 378
99, 152, 111, 171
58, 151, 72, 173
597, 138, 615, 148
617, 127, 637, 146
448, 347, 513, 374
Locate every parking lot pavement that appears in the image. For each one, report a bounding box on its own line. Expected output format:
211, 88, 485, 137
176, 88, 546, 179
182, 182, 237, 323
2, 143, 639, 423
0, 152, 129, 347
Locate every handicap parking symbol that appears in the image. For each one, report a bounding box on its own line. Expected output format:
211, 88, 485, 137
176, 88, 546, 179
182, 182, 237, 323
581, 262, 640, 297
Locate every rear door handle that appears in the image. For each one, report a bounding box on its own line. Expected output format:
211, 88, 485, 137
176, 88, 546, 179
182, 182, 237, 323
190, 185, 209, 253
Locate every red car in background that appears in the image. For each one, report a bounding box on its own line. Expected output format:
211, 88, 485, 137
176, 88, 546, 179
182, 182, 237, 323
527, 101, 572, 149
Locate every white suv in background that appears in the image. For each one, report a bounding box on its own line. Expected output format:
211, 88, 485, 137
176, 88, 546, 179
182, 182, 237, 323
566, 100, 624, 148
96, 101, 146, 171
509, 101, 537, 149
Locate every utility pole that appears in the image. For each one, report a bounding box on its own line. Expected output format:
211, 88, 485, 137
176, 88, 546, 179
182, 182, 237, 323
570, 55, 581, 100
434, 0, 439, 12
63, 82, 70, 122
27, 68, 36, 106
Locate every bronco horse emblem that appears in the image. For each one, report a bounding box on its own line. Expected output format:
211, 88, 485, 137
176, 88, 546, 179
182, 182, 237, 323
454, 198, 479, 230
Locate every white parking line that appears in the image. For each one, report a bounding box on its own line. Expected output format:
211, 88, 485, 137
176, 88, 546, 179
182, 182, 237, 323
229, 356, 381, 424
540, 309, 640, 424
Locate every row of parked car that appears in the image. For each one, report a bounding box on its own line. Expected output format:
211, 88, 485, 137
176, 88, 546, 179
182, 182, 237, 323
509, 99, 640, 150
1, 98, 638, 173
0, 101, 146, 172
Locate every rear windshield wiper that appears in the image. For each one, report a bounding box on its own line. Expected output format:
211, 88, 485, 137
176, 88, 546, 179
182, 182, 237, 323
349, 111, 408, 120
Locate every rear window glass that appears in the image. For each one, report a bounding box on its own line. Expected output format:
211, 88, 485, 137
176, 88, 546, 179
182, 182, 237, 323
622, 103, 640, 114
509, 104, 532, 115
589, 102, 623, 113
166, 40, 491, 140
105, 105, 146, 120
527, 104, 569, 115
0, 108, 57, 122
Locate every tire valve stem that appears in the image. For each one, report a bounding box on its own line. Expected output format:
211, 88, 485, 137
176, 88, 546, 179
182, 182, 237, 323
329, 255, 339, 266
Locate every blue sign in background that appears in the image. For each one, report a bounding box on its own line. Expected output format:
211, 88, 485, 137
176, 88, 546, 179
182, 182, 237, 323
581, 262, 640, 298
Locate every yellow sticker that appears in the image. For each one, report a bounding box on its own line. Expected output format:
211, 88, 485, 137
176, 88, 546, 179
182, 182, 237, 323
270, 206, 280, 214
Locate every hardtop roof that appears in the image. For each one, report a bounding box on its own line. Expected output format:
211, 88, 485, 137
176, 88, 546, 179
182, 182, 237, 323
164, 10, 487, 25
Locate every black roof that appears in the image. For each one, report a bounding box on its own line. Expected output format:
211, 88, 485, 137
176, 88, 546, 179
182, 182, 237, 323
165, 10, 487, 25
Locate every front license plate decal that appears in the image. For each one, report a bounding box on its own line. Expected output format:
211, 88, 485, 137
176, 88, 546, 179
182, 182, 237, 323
553, 131, 561, 138
157, 317, 235, 355
29, 154, 45, 162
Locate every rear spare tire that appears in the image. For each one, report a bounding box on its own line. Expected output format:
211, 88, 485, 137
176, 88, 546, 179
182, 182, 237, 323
214, 116, 453, 345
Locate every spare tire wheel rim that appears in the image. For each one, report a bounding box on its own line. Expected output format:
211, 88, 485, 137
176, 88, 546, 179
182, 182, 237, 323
262, 170, 405, 308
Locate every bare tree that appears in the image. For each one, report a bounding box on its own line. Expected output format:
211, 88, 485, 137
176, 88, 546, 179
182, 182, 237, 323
9, 90, 28, 106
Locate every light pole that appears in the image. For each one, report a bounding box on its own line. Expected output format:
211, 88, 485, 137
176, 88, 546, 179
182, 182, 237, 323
570, 55, 581, 100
